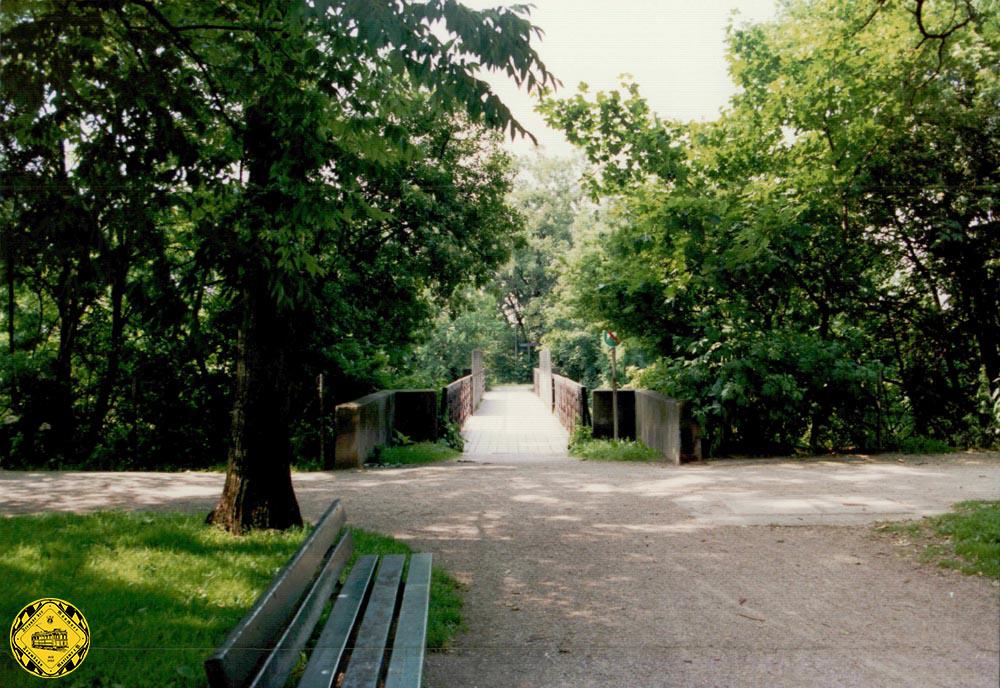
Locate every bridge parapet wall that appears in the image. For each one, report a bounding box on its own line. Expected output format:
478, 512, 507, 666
334, 389, 437, 468
592, 389, 701, 464
532, 349, 589, 433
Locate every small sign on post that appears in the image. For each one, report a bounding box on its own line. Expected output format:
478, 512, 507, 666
603, 331, 621, 440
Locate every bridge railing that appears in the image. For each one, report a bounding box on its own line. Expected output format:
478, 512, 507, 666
552, 373, 589, 432
441, 374, 473, 428
440, 349, 485, 429
531, 347, 590, 433
333, 349, 484, 468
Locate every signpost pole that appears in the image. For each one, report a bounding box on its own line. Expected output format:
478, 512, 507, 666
611, 346, 618, 441
603, 330, 622, 441
317, 373, 325, 468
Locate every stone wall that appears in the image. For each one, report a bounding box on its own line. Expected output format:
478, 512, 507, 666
552, 373, 589, 432
334, 390, 394, 468
591, 389, 701, 464
334, 389, 437, 468
635, 390, 683, 464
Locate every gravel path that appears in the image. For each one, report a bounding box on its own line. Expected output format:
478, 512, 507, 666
2, 451, 998, 687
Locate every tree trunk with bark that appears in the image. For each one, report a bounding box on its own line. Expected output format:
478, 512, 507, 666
207, 279, 302, 533
208, 101, 302, 534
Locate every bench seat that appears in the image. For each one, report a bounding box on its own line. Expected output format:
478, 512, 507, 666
205, 500, 431, 688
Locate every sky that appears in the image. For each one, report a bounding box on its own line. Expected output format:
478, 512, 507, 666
459, 0, 779, 156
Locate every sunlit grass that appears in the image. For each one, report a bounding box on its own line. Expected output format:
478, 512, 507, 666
0, 513, 463, 687
374, 442, 460, 466
0, 511, 306, 687
875, 500, 1000, 578
570, 437, 661, 461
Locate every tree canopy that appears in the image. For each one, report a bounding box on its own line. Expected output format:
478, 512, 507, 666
1, 0, 554, 531
541, 0, 999, 454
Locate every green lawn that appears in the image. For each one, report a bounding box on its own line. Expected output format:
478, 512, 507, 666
875, 500, 1000, 578
0, 512, 462, 687
568, 426, 661, 461
374, 441, 460, 466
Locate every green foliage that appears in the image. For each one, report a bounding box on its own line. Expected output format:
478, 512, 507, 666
1, 0, 554, 477
895, 436, 955, 455
568, 424, 661, 461
541, 0, 1000, 455
373, 441, 459, 466
440, 420, 466, 453
395, 155, 613, 388
568, 423, 594, 452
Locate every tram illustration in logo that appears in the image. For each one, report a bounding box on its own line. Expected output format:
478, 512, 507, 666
9, 598, 90, 678
31, 627, 69, 651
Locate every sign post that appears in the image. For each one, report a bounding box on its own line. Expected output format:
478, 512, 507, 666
603, 330, 621, 440
317, 373, 325, 468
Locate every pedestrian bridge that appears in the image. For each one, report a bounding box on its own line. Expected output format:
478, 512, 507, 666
460, 385, 569, 461
333, 348, 695, 467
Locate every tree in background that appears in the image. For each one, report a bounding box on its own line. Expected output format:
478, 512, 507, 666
541, 0, 999, 454
398, 155, 622, 390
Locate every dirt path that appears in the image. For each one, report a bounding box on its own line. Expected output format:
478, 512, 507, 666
2, 455, 999, 687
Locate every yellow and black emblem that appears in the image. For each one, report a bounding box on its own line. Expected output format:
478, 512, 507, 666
9, 598, 90, 678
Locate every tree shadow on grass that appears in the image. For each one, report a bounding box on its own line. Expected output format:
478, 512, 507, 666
0, 512, 307, 688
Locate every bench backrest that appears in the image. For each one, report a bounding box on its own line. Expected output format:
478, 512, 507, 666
205, 500, 347, 688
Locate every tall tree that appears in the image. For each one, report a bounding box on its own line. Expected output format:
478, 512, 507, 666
541, 0, 998, 453
2, 1, 554, 530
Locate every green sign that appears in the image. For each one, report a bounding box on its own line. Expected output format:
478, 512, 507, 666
603, 330, 620, 348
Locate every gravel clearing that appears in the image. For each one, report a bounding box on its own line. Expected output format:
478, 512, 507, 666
2, 452, 998, 687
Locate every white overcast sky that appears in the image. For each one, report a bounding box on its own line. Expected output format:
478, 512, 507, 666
459, 0, 778, 156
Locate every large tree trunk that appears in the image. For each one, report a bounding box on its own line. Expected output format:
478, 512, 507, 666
207, 279, 302, 533
208, 99, 302, 534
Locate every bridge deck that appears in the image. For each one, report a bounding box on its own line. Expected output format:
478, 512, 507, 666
461, 385, 569, 461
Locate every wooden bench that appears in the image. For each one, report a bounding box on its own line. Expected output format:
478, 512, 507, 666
205, 500, 431, 688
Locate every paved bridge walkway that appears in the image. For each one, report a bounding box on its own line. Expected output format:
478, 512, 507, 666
461, 385, 570, 462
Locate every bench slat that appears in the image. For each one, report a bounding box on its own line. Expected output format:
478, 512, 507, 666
248, 532, 354, 688
341, 555, 405, 688
297, 555, 378, 688
384, 553, 432, 688
205, 500, 346, 688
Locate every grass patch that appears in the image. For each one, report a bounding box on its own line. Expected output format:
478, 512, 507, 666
0, 512, 463, 687
875, 500, 1000, 578
0, 511, 307, 687
895, 435, 955, 454
568, 425, 660, 461
372, 441, 460, 466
